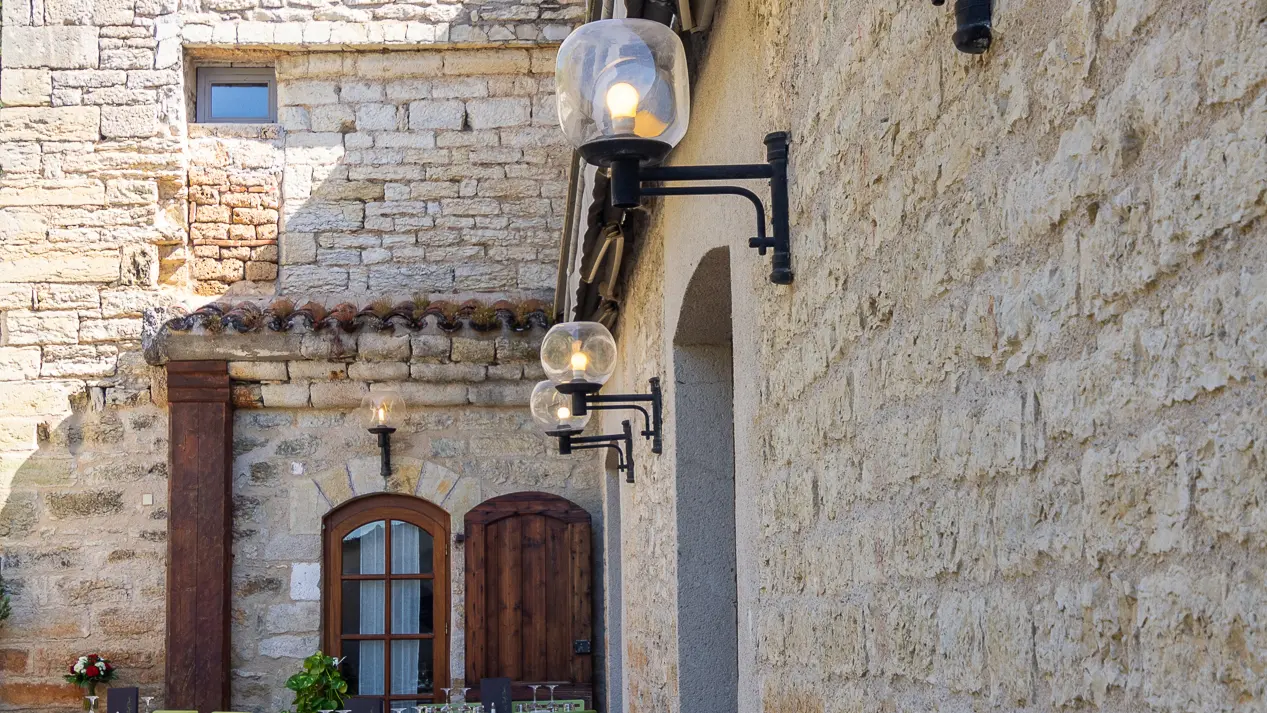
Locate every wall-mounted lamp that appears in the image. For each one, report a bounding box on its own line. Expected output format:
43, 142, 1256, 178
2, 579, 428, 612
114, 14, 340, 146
360, 390, 404, 478
555, 19, 794, 285
932, 0, 993, 54
530, 321, 665, 482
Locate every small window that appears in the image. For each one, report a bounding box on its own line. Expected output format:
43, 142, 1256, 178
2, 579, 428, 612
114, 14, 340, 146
195, 67, 276, 123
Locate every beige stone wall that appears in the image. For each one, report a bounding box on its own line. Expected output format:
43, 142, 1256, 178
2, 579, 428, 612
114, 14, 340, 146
604, 1, 1267, 713
274, 49, 568, 300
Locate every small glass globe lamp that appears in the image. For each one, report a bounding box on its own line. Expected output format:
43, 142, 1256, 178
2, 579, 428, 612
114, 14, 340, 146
360, 390, 405, 477
540, 321, 618, 394
531, 381, 592, 436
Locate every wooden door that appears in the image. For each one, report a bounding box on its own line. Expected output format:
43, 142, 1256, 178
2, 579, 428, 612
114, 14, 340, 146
465, 492, 593, 704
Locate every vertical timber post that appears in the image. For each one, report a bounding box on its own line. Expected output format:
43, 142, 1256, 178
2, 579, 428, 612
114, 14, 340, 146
165, 360, 233, 713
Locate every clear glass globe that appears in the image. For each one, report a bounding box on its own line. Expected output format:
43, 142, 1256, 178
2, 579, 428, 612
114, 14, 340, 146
530, 381, 591, 434
555, 19, 690, 161
360, 390, 405, 430
540, 321, 618, 388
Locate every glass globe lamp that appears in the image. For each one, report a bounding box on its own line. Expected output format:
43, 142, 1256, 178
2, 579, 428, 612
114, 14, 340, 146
555, 18, 690, 167
540, 321, 618, 393
360, 390, 405, 432
531, 381, 592, 436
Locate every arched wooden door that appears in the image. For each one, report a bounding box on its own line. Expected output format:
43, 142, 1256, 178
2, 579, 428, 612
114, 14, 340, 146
465, 492, 593, 704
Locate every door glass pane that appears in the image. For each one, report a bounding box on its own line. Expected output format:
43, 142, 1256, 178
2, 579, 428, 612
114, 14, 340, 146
391, 579, 434, 634
391, 520, 433, 574
342, 580, 385, 635
341, 639, 385, 696
390, 638, 434, 695
344, 521, 387, 574
210, 83, 270, 119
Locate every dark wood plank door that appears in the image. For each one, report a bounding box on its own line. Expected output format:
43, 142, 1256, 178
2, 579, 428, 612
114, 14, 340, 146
465, 492, 593, 701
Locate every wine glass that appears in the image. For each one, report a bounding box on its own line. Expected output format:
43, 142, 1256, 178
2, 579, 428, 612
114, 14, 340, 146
84, 697, 99, 713
392, 707, 407, 713
528, 684, 540, 711
460, 687, 471, 704
547, 684, 558, 711
141, 697, 155, 713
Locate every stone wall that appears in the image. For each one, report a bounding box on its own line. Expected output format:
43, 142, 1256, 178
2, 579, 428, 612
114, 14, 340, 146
189, 124, 284, 293
0, 0, 578, 705
601, 1, 1267, 713
274, 49, 568, 300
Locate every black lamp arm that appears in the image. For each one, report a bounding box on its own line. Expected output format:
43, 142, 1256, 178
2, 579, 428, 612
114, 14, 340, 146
569, 377, 663, 454
559, 420, 636, 483
608, 132, 793, 285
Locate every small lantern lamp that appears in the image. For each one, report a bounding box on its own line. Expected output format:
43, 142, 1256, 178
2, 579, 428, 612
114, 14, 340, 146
360, 390, 405, 477
556, 18, 690, 168
531, 380, 592, 436
555, 19, 794, 284
540, 321, 619, 395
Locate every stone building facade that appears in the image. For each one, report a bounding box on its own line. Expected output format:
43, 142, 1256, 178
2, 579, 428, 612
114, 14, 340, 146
559, 1, 1267, 713
0, 0, 588, 707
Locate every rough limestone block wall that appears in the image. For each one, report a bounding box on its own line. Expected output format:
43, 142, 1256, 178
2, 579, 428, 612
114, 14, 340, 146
607, 1, 1267, 713
275, 49, 568, 300
188, 124, 283, 293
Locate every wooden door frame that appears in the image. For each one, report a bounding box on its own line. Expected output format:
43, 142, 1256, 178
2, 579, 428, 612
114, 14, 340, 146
322, 493, 452, 705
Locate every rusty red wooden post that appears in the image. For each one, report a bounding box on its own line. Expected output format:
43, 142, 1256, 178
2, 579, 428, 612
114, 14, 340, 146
165, 360, 233, 712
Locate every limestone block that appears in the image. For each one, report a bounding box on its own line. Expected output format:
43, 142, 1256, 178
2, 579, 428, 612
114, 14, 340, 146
486, 364, 522, 380
1, 27, 99, 69
245, 262, 278, 281
443, 49, 530, 75
261, 383, 310, 408
393, 382, 467, 407
0, 70, 52, 107
309, 381, 369, 408
449, 337, 496, 364
356, 103, 400, 131
494, 334, 542, 363
287, 361, 347, 380
348, 361, 410, 381
260, 634, 319, 659
80, 318, 142, 343
229, 361, 289, 381
0, 106, 99, 141
0, 348, 42, 381
46, 489, 124, 519
411, 334, 450, 362
101, 105, 158, 138
40, 345, 118, 378
466, 98, 531, 129
411, 363, 486, 382
357, 332, 411, 361
279, 80, 338, 106
3, 310, 81, 346
408, 100, 465, 130
263, 601, 320, 635
0, 179, 106, 207
357, 53, 442, 78
288, 481, 328, 536
105, 179, 157, 206
0, 142, 41, 175
467, 381, 532, 406
279, 265, 349, 293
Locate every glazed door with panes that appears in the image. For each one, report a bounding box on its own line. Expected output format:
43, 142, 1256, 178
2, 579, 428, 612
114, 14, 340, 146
324, 495, 450, 709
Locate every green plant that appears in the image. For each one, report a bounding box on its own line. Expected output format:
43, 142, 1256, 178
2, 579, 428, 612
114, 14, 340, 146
282, 651, 348, 713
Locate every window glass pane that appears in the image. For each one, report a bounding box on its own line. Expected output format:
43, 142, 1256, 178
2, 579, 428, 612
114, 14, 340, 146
344, 521, 386, 574
391, 579, 434, 634
390, 638, 434, 695
391, 520, 433, 574
209, 83, 270, 119
342, 579, 385, 635
341, 640, 385, 696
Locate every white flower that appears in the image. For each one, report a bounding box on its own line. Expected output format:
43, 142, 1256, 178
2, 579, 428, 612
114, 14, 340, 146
74, 662, 85, 673
79, 656, 89, 664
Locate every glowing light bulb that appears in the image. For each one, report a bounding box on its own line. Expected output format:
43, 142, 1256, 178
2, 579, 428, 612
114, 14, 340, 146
556, 405, 571, 420
375, 405, 387, 424
570, 351, 589, 371
606, 82, 639, 134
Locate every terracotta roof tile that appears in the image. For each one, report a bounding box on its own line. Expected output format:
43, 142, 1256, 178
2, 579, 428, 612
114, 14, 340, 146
163, 298, 553, 334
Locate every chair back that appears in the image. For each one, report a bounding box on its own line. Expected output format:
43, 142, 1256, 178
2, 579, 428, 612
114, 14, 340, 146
106, 687, 138, 713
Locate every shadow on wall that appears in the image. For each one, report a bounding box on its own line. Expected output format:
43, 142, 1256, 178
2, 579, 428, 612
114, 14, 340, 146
229, 50, 572, 304
0, 385, 170, 711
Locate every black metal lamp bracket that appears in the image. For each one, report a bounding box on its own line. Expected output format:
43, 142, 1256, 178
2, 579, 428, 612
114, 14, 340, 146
558, 420, 636, 483
369, 426, 396, 478
609, 132, 793, 285
568, 377, 663, 454
932, 0, 993, 54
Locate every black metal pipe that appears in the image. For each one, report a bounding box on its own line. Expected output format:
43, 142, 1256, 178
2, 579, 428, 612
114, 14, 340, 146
954, 0, 993, 53
640, 163, 773, 182
371, 427, 395, 478
765, 132, 794, 284
610, 158, 642, 208
641, 186, 767, 240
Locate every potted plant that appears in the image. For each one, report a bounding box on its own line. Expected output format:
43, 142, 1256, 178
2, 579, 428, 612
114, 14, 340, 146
63, 654, 116, 709
282, 651, 349, 713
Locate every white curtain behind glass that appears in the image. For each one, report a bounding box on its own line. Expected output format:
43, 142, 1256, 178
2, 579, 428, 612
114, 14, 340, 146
391, 521, 424, 695
359, 524, 386, 695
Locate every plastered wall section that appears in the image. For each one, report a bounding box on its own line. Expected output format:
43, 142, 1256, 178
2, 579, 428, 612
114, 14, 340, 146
607, 1, 1267, 713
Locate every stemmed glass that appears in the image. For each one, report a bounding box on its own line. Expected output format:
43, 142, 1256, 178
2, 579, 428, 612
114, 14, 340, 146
528, 684, 541, 712
547, 684, 558, 712
442, 687, 453, 713
84, 696, 99, 713
392, 707, 407, 713
141, 697, 155, 713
